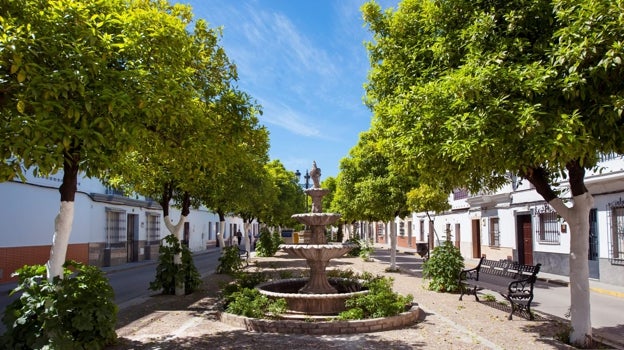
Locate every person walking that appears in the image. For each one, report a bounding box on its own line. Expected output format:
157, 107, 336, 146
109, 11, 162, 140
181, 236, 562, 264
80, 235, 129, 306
236, 230, 242, 245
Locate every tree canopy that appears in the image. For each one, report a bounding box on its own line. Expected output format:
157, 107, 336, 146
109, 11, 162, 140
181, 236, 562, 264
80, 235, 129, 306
362, 0, 624, 345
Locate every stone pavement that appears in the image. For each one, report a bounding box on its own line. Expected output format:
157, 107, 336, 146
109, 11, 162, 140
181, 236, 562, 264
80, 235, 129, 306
110, 250, 624, 349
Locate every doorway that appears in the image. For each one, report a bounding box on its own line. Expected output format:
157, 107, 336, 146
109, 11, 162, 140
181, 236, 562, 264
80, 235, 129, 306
127, 214, 139, 262
588, 209, 599, 279
471, 219, 481, 258
516, 214, 533, 265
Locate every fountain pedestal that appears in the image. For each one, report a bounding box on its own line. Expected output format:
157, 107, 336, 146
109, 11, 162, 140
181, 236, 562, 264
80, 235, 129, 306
257, 161, 362, 315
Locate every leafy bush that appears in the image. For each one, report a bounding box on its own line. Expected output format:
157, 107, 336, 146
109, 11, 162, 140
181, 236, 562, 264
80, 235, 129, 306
225, 288, 287, 319
358, 239, 374, 261
149, 234, 201, 295
1, 261, 117, 350
338, 273, 413, 320
422, 240, 465, 292
219, 271, 269, 306
345, 237, 362, 257
216, 246, 244, 275
255, 227, 282, 257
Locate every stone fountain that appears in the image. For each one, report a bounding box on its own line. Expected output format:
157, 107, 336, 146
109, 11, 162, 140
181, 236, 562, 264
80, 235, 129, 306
256, 161, 362, 315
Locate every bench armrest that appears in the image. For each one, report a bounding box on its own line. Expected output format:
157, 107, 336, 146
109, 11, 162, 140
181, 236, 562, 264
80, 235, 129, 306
507, 275, 536, 295
459, 266, 479, 281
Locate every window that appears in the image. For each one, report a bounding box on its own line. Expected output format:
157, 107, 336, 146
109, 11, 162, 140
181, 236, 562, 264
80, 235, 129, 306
419, 220, 425, 241
608, 199, 624, 264
453, 188, 468, 200
489, 218, 500, 246
146, 213, 161, 244
106, 208, 126, 247
537, 210, 560, 244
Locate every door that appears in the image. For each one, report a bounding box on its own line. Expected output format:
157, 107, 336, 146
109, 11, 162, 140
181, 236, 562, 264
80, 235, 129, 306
516, 214, 533, 265
588, 209, 599, 279
183, 222, 190, 247
471, 219, 481, 258
455, 223, 461, 249
127, 214, 139, 262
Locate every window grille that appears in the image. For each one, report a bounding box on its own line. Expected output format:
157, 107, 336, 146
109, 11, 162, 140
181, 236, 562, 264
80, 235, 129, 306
534, 204, 560, 244
106, 208, 126, 247
607, 198, 624, 265
146, 213, 161, 244
489, 218, 500, 246
589, 209, 598, 261
598, 152, 620, 162
453, 188, 468, 200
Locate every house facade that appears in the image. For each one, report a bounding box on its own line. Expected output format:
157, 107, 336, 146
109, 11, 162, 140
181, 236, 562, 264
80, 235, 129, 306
374, 154, 624, 287
0, 169, 257, 284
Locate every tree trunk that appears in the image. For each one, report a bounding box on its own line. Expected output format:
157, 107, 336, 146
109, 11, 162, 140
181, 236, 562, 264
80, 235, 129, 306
390, 219, 397, 270
526, 162, 592, 347
549, 193, 593, 346
47, 153, 79, 281
161, 190, 189, 296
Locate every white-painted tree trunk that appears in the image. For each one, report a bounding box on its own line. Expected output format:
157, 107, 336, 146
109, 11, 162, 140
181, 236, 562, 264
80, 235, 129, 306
549, 192, 593, 346
164, 215, 186, 296
46, 201, 75, 281
217, 221, 225, 250
390, 219, 397, 270
244, 222, 251, 255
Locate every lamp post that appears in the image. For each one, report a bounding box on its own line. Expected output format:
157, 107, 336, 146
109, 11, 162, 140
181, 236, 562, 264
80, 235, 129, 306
295, 169, 311, 212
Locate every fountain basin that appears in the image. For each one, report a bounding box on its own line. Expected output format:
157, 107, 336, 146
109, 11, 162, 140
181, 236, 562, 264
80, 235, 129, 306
291, 213, 341, 226
256, 278, 368, 315
280, 243, 356, 261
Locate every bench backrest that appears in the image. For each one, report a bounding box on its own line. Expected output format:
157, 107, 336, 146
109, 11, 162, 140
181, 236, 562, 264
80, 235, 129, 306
478, 258, 540, 281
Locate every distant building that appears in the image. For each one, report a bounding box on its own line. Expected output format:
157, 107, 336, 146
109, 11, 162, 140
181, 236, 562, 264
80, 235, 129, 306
0, 169, 257, 284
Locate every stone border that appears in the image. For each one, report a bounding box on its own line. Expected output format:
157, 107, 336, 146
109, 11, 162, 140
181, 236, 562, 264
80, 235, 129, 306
219, 304, 421, 335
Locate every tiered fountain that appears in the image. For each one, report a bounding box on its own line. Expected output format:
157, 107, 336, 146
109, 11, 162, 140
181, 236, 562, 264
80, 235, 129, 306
256, 161, 364, 315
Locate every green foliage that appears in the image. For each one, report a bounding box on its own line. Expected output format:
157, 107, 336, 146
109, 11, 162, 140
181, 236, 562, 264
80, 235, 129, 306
338, 274, 413, 320
219, 271, 268, 307
345, 237, 362, 257
423, 241, 465, 293
225, 288, 287, 319
1, 261, 117, 350
255, 227, 282, 257
216, 246, 244, 275
358, 239, 374, 261
406, 184, 451, 214
150, 235, 201, 295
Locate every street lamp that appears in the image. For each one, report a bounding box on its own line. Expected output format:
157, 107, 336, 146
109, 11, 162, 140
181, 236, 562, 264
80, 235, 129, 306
295, 169, 311, 211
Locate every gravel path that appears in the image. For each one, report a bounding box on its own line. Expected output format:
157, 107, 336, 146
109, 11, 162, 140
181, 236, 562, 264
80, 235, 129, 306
110, 252, 575, 350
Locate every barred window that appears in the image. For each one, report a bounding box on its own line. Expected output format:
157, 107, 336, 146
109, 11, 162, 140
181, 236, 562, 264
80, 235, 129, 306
106, 208, 126, 247
538, 211, 560, 244
453, 188, 468, 200
489, 218, 500, 246
608, 201, 624, 264
146, 213, 161, 244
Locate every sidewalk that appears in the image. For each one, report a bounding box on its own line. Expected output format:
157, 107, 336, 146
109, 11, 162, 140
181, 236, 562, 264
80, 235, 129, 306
374, 246, 624, 349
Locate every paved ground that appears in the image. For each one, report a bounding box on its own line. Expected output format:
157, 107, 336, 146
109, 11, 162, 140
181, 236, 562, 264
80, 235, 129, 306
107, 250, 623, 350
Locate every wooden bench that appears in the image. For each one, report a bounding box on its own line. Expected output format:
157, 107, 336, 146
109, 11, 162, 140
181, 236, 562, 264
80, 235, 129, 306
458, 257, 541, 320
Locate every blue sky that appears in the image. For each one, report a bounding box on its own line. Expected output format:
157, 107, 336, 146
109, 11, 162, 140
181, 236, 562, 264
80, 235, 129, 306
182, 0, 397, 180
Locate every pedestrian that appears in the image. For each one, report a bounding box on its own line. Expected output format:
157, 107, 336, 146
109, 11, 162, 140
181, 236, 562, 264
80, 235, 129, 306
236, 230, 242, 245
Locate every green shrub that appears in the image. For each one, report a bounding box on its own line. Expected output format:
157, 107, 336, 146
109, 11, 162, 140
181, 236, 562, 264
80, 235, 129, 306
1, 261, 117, 350
149, 234, 201, 295
345, 237, 362, 257
359, 239, 374, 261
225, 288, 287, 319
219, 271, 268, 306
216, 246, 244, 275
338, 274, 413, 320
422, 240, 465, 292
255, 227, 282, 257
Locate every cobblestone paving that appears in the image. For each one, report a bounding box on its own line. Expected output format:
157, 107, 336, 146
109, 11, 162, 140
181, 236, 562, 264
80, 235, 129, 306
109, 252, 575, 350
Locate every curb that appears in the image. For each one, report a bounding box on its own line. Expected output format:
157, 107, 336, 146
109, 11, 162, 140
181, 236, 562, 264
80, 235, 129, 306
219, 304, 421, 335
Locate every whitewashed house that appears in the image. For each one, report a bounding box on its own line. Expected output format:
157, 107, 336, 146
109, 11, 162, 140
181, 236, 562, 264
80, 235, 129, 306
0, 169, 255, 284
379, 154, 624, 287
